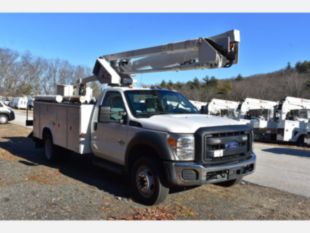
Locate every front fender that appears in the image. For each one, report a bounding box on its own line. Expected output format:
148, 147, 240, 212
125, 131, 173, 166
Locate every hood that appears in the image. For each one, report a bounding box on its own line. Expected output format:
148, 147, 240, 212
138, 114, 246, 133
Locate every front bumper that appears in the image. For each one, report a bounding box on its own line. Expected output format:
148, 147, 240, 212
8, 111, 15, 121
163, 153, 256, 186
253, 128, 277, 141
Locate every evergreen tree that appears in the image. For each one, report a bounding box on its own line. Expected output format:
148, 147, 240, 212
286, 62, 292, 71
160, 80, 167, 88
235, 74, 243, 81
192, 77, 201, 89
295, 60, 310, 73
167, 80, 173, 89
208, 76, 218, 87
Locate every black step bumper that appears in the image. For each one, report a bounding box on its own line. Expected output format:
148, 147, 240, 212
163, 153, 256, 186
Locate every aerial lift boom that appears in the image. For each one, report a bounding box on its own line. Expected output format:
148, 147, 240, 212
81, 30, 240, 86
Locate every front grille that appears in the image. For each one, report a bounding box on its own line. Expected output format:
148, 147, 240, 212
208, 141, 247, 150
195, 125, 252, 165
211, 131, 245, 137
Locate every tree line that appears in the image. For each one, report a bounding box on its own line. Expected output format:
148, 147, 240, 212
159, 61, 310, 102
0, 46, 309, 102
0, 48, 101, 97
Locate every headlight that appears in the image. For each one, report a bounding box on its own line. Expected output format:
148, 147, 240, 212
167, 135, 195, 161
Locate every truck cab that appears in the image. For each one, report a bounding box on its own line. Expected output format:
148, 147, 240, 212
274, 97, 310, 145
89, 86, 255, 204
237, 98, 278, 140
207, 98, 240, 118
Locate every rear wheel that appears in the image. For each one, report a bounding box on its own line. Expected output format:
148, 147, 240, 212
0, 114, 8, 124
43, 132, 59, 162
130, 156, 169, 205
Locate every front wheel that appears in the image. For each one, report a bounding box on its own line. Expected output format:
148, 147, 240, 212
0, 114, 8, 124
130, 157, 169, 205
297, 135, 305, 147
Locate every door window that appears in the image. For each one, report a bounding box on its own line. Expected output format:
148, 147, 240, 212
99, 92, 126, 122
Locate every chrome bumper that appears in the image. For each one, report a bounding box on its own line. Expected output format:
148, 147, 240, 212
164, 153, 256, 186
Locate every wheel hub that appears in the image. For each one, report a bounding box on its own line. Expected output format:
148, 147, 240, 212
136, 166, 155, 197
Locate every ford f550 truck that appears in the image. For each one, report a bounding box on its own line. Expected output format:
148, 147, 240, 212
30, 30, 256, 205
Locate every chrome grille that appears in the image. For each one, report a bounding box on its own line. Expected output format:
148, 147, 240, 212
203, 130, 251, 164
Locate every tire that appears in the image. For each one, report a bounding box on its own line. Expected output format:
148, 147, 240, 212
215, 178, 240, 187
43, 132, 59, 162
130, 156, 169, 205
297, 135, 305, 147
0, 114, 8, 124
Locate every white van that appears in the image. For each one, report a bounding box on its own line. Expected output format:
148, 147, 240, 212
12, 97, 28, 109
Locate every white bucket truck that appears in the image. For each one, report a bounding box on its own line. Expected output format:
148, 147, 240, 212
274, 96, 310, 146
30, 30, 256, 205
189, 100, 208, 113
207, 98, 240, 118
237, 98, 278, 140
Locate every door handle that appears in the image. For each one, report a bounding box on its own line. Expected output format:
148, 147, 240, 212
94, 122, 98, 131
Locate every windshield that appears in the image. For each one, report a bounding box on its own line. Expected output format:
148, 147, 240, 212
220, 109, 238, 119
125, 90, 199, 118
286, 109, 310, 120
245, 109, 271, 120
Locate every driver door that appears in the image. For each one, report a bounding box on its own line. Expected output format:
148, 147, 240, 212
92, 91, 129, 165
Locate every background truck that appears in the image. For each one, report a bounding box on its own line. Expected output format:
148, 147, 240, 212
189, 100, 208, 113
0, 100, 15, 124
30, 30, 256, 205
207, 98, 240, 118
305, 125, 310, 146
262, 96, 310, 145
237, 98, 278, 140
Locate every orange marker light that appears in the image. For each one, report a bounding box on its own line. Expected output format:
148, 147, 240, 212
167, 137, 177, 149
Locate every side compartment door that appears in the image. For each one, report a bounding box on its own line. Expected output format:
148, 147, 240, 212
92, 91, 129, 165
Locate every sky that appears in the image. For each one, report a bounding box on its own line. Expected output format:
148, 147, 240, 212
0, 13, 309, 85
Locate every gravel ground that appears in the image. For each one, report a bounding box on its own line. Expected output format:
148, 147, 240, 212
1, 124, 310, 220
